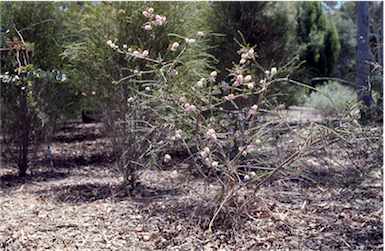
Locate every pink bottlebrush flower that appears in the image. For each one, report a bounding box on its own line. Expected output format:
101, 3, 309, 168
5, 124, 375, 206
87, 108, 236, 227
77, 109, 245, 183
271, 67, 277, 76
127, 97, 135, 104
141, 50, 149, 57
133, 51, 141, 58
185, 104, 196, 113
147, 7, 154, 14
164, 154, 171, 163
207, 128, 215, 137
209, 134, 217, 142
235, 75, 243, 86
185, 38, 196, 44
196, 31, 204, 36
170, 42, 179, 52
156, 15, 166, 26
142, 11, 150, 18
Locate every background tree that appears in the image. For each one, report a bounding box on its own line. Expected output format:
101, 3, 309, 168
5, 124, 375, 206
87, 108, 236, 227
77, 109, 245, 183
355, 1, 374, 118
294, 1, 341, 85
1, 2, 69, 176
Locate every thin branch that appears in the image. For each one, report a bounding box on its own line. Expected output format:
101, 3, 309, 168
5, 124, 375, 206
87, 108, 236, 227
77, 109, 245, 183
19, 19, 57, 33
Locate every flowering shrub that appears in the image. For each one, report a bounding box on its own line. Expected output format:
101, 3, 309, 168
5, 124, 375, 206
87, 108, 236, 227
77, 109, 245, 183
108, 6, 382, 231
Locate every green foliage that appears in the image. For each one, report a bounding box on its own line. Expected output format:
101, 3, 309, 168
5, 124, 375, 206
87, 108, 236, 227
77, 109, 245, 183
209, 2, 296, 78
208, 2, 300, 106
295, 2, 341, 82
302, 81, 358, 116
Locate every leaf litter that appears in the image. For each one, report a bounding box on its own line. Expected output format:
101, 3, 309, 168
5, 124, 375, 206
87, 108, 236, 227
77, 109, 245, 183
1, 120, 382, 250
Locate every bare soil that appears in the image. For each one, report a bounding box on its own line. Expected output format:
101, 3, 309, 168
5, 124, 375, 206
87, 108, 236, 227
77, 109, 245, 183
0, 109, 383, 250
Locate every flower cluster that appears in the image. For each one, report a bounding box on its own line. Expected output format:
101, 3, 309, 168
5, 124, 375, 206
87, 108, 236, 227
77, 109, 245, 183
164, 154, 172, 163
106, 40, 119, 50
142, 7, 167, 31
184, 103, 196, 113
206, 128, 217, 142
171, 129, 183, 141
185, 38, 196, 44
133, 49, 149, 59
196, 78, 205, 88
240, 48, 255, 64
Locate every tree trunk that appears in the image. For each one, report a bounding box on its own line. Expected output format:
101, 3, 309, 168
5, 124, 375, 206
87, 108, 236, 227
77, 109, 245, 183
379, 1, 383, 67
356, 1, 373, 119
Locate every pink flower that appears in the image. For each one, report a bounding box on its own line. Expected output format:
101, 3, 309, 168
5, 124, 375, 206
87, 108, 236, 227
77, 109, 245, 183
133, 51, 141, 58
247, 82, 254, 89
127, 97, 135, 104
147, 7, 154, 14
164, 154, 172, 163
211, 161, 218, 168
235, 75, 243, 86
196, 31, 204, 36
210, 77, 215, 83
210, 71, 217, 77
244, 175, 250, 181
185, 104, 196, 113
244, 75, 252, 82
156, 15, 166, 26
170, 69, 178, 76
226, 94, 235, 100
207, 129, 217, 142
170, 42, 179, 52
185, 38, 196, 44
145, 87, 150, 91
271, 67, 277, 76
197, 78, 205, 88
265, 70, 270, 78
145, 24, 152, 30
142, 11, 150, 18
141, 50, 149, 57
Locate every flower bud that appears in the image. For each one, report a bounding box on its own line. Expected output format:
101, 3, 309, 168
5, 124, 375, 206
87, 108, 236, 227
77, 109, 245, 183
164, 154, 172, 163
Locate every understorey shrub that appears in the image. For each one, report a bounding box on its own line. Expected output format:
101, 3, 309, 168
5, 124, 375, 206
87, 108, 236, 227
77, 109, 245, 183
302, 80, 358, 117
108, 6, 383, 231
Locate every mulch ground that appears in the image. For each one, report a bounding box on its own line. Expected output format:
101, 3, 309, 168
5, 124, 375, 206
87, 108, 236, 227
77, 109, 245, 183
1, 118, 383, 250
